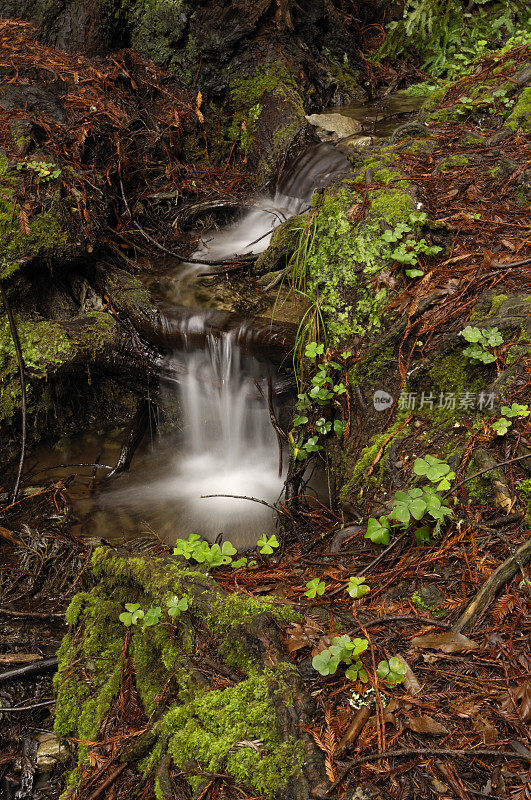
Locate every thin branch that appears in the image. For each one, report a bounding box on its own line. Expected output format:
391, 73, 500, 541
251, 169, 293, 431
0, 699, 55, 713
200, 494, 279, 513
0, 657, 58, 685
1, 281, 26, 503
327, 747, 531, 792
445, 452, 531, 498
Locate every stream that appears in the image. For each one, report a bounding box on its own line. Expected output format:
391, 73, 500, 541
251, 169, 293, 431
29, 92, 425, 550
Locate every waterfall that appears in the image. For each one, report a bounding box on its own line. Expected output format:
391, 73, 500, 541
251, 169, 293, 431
163, 332, 284, 549
100, 143, 351, 548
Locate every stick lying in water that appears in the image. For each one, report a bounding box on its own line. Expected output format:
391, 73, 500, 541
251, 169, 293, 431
200, 494, 280, 513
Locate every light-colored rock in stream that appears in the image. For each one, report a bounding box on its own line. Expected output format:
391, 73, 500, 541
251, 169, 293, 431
337, 134, 378, 153
305, 112, 362, 139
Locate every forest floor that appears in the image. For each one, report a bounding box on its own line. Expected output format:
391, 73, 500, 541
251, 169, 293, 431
0, 20, 530, 800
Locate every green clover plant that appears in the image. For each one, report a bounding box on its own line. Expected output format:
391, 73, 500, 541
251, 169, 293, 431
460, 326, 503, 364
304, 578, 326, 599
347, 576, 370, 599
257, 534, 279, 555
382, 212, 442, 278
491, 403, 529, 436
377, 657, 407, 686
365, 454, 454, 547
290, 345, 350, 462
17, 160, 61, 182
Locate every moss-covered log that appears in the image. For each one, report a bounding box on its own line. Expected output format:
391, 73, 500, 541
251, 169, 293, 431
54, 547, 324, 799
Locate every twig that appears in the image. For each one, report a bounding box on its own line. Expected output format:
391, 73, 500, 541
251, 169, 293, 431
0, 607, 65, 619
445, 452, 531, 498
0, 699, 55, 713
200, 494, 279, 513
452, 535, 531, 633
327, 747, 531, 792
347, 615, 451, 635
357, 532, 407, 577
1, 282, 27, 502
253, 377, 286, 477
327, 533, 408, 598
85, 763, 128, 800
0, 657, 58, 685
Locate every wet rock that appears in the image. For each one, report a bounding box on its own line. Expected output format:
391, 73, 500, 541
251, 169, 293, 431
36, 733, 69, 772
305, 113, 362, 139
0, 85, 67, 125
336, 134, 376, 153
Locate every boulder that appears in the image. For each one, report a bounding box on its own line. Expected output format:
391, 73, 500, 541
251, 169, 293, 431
305, 112, 362, 139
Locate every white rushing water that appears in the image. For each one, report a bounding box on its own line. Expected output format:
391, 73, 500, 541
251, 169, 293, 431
100, 143, 352, 548
194, 143, 351, 262
163, 334, 284, 548
102, 332, 284, 550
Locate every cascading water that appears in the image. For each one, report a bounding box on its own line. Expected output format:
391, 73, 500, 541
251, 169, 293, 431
163, 334, 283, 547
100, 329, 284, 550
194, 143, 351, 262
99, 143, 351, 547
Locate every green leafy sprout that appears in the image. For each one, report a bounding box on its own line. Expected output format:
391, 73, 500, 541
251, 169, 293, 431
16, 160, 61, 182
290, 344, 350, 462
381, 212, 442, 278
377, 657, 408, 686
365, 454, 454, 547
304, 578, 326, 599
119, 595, 189, 629
257, 534, 279, 555
312, 635, 369, 678
347, 576, 370, 599
460, 326, 503, 364
491, 403, 529, 436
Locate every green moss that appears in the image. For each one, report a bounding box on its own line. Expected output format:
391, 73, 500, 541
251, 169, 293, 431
517, 478, 531, 521
427, 351, 478, 395
126, 0, 197, 82
506, 87, 531, 132
439, 155, 469, 170
403, 138, 437, 154
0, 156, 75, 281
157, 673, 304, 796
0, 309, 121, 432
299, 168, 415, 342
54, 589, 124, 748
340, 416, 410, 500
324, 57, 363, 98
461, 134, 484, 146
255, 213, 306, 274
229, 63, 301, 112
56, 549, 303, 797
422, 86, 447, 110
348, 342, 396, 388
488, 294, 508, 316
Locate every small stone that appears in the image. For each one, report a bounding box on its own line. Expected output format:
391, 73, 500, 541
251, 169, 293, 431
305, 113, 362, 138
36, 733, 69, 771
337, 134, 376, 152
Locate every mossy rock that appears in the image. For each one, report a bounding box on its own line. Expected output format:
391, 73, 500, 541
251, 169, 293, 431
254, 213, 308, 275
506, 86, 531, 132
55, 548, 317, 799
287, 145, 417, 343
0, 309, 136, 458
0, 155, 89, 282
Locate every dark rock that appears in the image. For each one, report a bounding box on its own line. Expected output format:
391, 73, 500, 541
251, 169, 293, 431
0, 84, 67, 124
